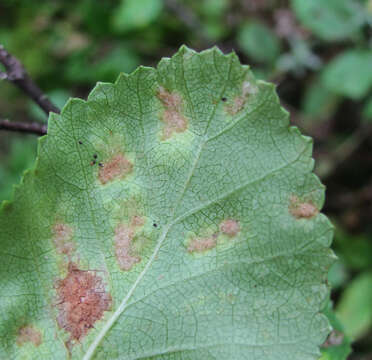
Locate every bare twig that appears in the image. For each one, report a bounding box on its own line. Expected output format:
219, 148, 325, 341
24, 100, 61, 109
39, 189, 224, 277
0, 45, 60, 115
0, 118, 47, 136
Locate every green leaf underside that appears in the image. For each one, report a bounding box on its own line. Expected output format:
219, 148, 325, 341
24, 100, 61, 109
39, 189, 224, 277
0, 46, 334, 360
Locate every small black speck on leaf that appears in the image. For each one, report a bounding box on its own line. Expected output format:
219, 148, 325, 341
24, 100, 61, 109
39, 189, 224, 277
90, 161, 96, 166
93, 154, 98, 159
78, 141, 83, 145
153, 223, 158, 228
98, 163, 104, 167
221, 97, 227, 102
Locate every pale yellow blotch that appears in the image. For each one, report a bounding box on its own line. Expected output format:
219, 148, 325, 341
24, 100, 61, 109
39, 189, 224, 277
187, 236, 217, 253
99, 153, 133, 184
17, 325, 42, 347
220, 219, 240, 237
226, 81, 257, 115
289, 195, 318, 219
52, 223, 75, 255
157, 86, 188, 139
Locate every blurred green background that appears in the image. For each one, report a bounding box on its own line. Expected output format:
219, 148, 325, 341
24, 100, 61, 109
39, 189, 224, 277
1, 1, 372, 358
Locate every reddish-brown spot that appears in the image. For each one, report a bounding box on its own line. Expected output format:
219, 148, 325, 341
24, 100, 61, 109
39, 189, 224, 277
115, 224, 141, 271
289, 196, 318, 219
187, 235, 217, 253
56, 262, 111, 342
53, 223, 75, 255
17, 325, 42, 347
98, 153, 133, 184
220, 219, 240, 237
226, 81, 256, 115
157, 86, 188, 139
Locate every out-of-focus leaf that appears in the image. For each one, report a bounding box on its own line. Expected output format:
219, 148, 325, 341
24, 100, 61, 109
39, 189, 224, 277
320, 301, 352, 360
29, 90, 71, 122
237, 21, 281, 64
328, 260, 349, 289
302, 78, 339, 119
322, 50, 372, 100
334, 228, 372, 271
362, 97, 372, 122
336, 271, 372, 340
112, 0, 163, 33
0, 138, 38, 202
291, 0, 365, 41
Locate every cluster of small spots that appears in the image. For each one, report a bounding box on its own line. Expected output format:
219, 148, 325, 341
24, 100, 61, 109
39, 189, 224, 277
52, 223, 75, 255
289, 195, 318, 219
16, 325, 42, 347
115, 216, 146, 271
188, 219, 240, 253
55, 262, 112, 342
98, 153, 133, 184
226, 81, 257, 115
157, 86, 188, 139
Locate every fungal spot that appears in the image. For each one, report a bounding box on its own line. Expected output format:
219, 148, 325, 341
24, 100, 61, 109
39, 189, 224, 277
98, 153, 133, 184
53, 223, 75, 255
115, 216, 145, 271
289, 196, 318, 219
17, 325, 42, 347
56, 262, 111, 342
226, 81, 257, 115
98, 162, 103, 167
322, 330, 344, 347
187, 235, 217, 253
153, 223, 157, 228
220, 219, 240, 237
157, 86, 188, 139
93, 154, 97, 159
221, 97, 227, 102
78, 141, 83, 145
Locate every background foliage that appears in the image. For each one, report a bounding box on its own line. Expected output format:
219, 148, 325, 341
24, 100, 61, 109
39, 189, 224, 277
0, 1, 372, 358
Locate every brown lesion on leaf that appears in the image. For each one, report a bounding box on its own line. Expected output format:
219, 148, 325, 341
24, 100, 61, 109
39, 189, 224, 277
157, 86, 188, 139
55, 262, 112, 343
220, 219, 240, 237
53, 223, 75, 256
98, 153, 133, 185
16, 325, 42, 347
289, 195, 318, 219
226, 81, 257, 115
187, 235, 217, 253
115, 216, 146, 271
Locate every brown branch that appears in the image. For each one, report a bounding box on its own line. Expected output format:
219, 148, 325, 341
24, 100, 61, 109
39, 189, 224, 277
0, 45, 60, 116
0, 118, 47, 136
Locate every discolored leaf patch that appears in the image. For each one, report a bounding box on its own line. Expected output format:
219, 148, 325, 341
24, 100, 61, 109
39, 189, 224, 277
55, 262, 112, 343
289, 195, 318, 219
157, 86, 188, 139
187, 235, 217, 253
226, 81, 257, 115
115, 216, 146, 271
16, 325, 42, 347
98, 153, 133, 185
220, 219, 240, 237
52, 223, 75, 255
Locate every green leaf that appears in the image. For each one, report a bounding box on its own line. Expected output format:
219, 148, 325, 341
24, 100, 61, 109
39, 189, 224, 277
0, 46, 334, 359
336, 271, 372, 340
322, 50, 372, 100
112, 0, 163, 33
237, 21, 281, 64
291, 0, 365, 41
320, 301, 352, 360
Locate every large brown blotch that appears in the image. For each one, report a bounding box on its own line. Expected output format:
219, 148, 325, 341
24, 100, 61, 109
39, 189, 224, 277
187, 236, 217, 253
99, 153, 133, 185
56, 262, 112, 342
157, 86, 188, 139
16, 325, 42, 347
